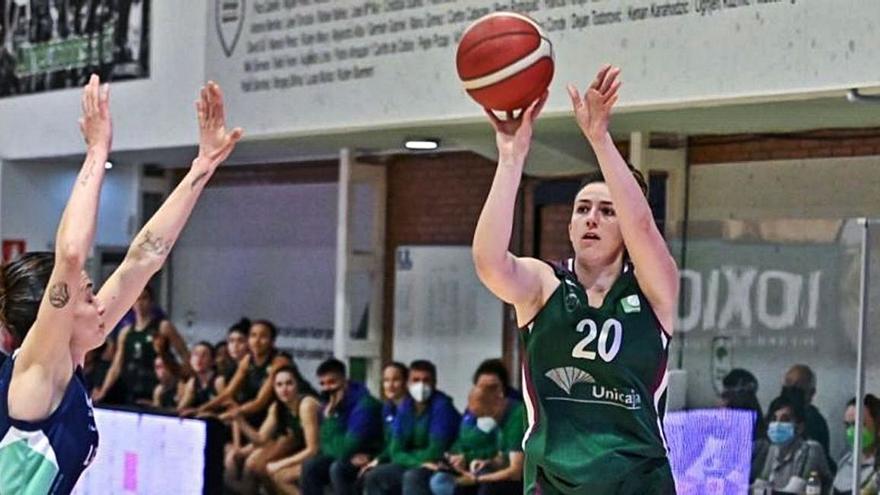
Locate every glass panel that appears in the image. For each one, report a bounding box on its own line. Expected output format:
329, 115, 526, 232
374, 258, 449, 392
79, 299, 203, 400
667, 218, 859, 494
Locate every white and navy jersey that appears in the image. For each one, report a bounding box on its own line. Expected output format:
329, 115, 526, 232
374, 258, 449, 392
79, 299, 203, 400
0, 352, 99, 494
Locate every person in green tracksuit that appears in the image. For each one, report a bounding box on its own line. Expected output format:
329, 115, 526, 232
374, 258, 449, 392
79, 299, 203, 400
300, 358, 383, 495
473, 64, 679, 495
429, 360, 526, 495
363, 360, 462, 495
364, 362, 410, 471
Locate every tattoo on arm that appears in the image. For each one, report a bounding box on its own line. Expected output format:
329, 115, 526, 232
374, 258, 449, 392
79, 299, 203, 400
48, 283, 70, 308
79, 161, 96, 186
137, 230, 172, 257
190, 171, 209, 190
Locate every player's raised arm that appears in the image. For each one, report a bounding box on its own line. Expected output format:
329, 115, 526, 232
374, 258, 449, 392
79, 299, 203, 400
97, 82, 243, 330
472, 94, 557, 326
568, 66, 679, 332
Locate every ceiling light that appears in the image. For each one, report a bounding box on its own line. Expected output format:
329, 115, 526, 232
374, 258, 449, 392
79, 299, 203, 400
404, 139, 440, 151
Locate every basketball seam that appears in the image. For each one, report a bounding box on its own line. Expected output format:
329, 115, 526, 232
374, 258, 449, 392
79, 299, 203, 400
460, 36, 553, 91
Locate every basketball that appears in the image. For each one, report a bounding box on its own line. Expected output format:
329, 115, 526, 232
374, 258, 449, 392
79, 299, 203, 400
455, 12, 554, 112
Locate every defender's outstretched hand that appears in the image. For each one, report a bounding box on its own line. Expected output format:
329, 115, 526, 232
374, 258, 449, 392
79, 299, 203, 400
196, 81, 243, 165
79, 74, 112, 152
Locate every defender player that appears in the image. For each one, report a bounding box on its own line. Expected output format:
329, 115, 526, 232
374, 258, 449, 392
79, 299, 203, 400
0, 76, 242, 494
472, 65, 678, 494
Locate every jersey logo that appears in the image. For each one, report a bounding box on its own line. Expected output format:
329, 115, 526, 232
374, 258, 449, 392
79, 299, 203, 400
621, 295, 641, 314
545, 367, 595, 395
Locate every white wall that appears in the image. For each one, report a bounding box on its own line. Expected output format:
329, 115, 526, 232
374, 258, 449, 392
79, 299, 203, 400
0, 0, 208, 160
0, 160, 138, 251
170, 182, 338, 380
205, 0, 880, 138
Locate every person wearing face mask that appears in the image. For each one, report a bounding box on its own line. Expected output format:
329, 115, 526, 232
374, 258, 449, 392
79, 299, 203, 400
364, 360, 461, 495
832, 395, 880, 495
429, 374, 526, 495
752, 390, 831, 494
300, 358, 382, 495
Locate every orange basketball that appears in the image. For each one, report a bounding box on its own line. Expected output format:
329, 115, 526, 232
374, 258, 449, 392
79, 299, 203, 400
456, 12, 554, 112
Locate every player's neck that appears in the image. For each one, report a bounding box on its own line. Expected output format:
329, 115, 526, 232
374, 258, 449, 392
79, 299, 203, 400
134, 312, 151, 328
573, 255, 624, 293
197, 368, 213, 384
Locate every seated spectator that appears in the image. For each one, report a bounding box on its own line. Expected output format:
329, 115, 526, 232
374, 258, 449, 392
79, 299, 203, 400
356, 362, 411, 494
178, 341, 223, 415
197, 320, 290, 427
720, 368, 766, 440
217, 318, 251, 393
429, 359, 525, 495
470, 359, 517, 399
225, 364, 321, 495
299, 358, 383, 495
832, 394, 880, 494
151, 354, 184, 410
438, 359, 515, 479
363, 360, 461, 495
361, 361, 410, 474
93, 287, 190, 405
752, 389, 831, 493
783, 364, 834, 470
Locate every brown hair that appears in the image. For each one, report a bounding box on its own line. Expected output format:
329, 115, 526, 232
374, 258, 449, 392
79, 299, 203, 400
0, 252, 54, 345
577, 163, 648, 199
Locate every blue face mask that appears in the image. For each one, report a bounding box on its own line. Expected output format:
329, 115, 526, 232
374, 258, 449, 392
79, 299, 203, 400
768, 421, 796, 444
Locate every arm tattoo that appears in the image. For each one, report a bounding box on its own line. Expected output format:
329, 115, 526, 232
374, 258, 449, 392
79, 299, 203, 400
79, 161, 96, 186
137, 230, 172, 257
190, 171, 209, 190
48, 283, 70, 308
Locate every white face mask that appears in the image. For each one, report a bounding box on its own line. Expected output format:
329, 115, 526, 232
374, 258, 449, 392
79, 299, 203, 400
476, 416, 497, 433
409, 382, 433, 403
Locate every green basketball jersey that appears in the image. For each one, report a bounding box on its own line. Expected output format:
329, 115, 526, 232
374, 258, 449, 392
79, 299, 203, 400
521, 259, 672, 494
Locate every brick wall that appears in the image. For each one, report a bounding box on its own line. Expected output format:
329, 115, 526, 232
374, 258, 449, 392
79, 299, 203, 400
689, 129, 880, 164
382, 151, 503, 362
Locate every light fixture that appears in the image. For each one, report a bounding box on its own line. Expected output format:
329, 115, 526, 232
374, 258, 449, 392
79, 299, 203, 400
404, 139, 440, 151
104, 161, 113, 170
847, 89, 880, 104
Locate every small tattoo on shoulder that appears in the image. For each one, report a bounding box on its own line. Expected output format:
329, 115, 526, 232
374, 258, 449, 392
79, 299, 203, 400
49, 283, 70, 308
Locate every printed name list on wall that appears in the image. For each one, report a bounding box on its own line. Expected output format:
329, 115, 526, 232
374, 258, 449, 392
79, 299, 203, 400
206, 0, 876, 137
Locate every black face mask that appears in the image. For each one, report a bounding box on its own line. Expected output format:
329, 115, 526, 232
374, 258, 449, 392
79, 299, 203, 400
320, 387, 341, 402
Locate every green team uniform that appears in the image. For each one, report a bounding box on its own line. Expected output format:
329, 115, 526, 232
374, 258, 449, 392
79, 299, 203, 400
521, 260, 676, 495
497, 400, 526, 457
450, 400, 526, 463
